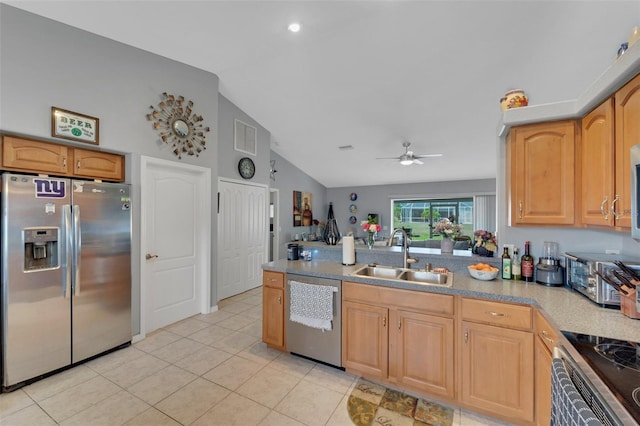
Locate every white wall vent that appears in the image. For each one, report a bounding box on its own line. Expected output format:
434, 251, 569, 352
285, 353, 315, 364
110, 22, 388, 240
234, 119, 257, 155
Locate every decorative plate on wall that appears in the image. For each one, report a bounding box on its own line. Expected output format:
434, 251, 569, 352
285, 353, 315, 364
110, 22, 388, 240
349, 204, 357, 213
350, 193, 358, 201
349, 215, 357, 224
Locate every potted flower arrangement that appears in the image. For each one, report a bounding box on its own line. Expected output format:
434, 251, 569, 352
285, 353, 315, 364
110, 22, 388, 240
434, 218, 463, 253
361, 215, 381, 249
473, 229, 497, 257
434, 218, 463, 239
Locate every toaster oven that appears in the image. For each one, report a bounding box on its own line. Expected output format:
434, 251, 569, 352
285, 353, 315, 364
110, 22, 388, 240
563, 252, 640, 307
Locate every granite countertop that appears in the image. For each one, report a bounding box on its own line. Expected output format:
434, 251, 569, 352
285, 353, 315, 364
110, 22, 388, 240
262, 259, 640, 343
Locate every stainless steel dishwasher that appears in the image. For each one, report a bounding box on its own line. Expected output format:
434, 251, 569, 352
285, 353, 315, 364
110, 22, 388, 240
285, 274, 342, 368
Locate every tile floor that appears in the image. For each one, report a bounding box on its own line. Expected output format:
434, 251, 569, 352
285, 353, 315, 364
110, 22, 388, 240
0, 287, 511, 425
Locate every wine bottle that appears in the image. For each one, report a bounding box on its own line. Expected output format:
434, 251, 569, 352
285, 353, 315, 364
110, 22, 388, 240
502, 246, 512, 279
522, 241, 534, 282
512, 248, 521, 280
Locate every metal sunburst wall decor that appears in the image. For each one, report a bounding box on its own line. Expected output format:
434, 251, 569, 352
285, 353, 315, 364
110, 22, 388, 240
147, 92, 210, 159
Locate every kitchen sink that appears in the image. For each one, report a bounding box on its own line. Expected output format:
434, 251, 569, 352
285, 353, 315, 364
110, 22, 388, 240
352, 265, 403, 279
351, 265, 452, 287
398, 270, 450, 285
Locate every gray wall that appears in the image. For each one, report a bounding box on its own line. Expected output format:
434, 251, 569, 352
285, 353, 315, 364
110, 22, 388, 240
327, 179, 496, 240
269, 151, 327, 257
0, 5, 220, 335
218, 95, 271, 184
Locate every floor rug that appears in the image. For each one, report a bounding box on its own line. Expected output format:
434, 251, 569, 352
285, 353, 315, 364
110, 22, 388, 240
347, 378, 454, 426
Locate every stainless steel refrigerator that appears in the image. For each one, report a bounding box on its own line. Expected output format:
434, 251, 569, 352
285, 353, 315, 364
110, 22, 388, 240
1, 173, 131, 390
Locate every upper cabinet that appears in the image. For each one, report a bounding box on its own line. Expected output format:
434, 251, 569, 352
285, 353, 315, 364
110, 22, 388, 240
73, 148, 124, 181
613, 73, 640, 228
1, 135, 125, 182
2, 135, 71, 175
507, 120, 577, 226
580, 73, 640, 229
581, 99, 616, 226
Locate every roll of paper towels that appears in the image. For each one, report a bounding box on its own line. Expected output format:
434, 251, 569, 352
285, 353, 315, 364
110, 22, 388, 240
342, 235, 355, 265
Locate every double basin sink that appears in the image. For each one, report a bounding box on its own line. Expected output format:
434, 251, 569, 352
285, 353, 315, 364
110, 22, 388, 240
351, 265, 452, 287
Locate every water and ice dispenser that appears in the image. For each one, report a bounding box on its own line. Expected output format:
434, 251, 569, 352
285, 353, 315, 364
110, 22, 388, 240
24, 228, 59, 271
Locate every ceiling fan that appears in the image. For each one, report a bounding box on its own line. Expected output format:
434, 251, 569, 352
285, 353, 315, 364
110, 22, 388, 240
376, 141, 442, 165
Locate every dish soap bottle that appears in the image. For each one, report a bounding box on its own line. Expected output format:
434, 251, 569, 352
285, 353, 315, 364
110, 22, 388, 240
512, 248, 521, 280
502, 246, 512, 280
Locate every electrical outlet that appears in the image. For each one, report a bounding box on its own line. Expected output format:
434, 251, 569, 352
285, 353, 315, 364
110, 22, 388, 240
605, 249, 620, 254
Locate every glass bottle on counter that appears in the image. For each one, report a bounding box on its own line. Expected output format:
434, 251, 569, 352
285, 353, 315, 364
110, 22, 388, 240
501, 246, 512, 280
512, 248, 521, 280
522, 241, 534, 282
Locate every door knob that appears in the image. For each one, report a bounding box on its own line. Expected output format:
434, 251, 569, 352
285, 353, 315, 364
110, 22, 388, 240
145, 253, 158, 260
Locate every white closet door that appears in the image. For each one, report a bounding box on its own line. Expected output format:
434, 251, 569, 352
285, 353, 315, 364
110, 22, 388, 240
218, 179, 268, 300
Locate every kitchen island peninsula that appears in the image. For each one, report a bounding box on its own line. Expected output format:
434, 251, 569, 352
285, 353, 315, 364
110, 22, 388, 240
262, 256, 639, 425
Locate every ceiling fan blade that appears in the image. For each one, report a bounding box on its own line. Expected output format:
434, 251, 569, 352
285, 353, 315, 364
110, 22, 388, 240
414, 153, 443, 158
376, 156, 401, 160
413, 158, 424, 165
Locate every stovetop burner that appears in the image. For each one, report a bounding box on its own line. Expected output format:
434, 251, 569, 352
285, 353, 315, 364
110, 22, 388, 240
595, 342, 640, 372
563, 331, 640, 423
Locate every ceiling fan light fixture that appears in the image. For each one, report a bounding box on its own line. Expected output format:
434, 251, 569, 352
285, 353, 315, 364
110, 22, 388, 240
400, 155, 413, 166
288, 22, 301, 33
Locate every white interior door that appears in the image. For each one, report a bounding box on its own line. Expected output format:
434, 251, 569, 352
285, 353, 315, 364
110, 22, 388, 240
141, 156, 211, 333
218, 179, 268, 300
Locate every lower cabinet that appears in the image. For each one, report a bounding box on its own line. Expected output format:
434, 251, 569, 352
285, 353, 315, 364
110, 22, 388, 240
342, 281, 455, 399
342, 300, 388, 379
534, 311, 558, 426
262, 271, 285, 350
460, 298, 535, 423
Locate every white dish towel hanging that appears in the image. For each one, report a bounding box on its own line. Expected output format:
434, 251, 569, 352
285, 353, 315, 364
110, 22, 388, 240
289, 280, 336, 331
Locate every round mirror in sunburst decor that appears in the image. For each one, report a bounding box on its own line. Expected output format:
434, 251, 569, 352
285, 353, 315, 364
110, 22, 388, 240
147, 92, 210, 159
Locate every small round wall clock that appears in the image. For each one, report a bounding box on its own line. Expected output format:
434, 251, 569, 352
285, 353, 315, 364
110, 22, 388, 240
238, 157, 256, 179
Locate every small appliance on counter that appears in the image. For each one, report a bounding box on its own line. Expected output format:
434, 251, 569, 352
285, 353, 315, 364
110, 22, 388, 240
535, 241, 564, 286
563, 252, 640, 307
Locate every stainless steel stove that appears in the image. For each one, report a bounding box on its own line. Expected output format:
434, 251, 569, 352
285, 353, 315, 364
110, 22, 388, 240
563, 331, 640, 424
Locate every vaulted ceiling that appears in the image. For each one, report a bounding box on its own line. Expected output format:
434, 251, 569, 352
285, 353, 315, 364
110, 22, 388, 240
5, 1, 640, 187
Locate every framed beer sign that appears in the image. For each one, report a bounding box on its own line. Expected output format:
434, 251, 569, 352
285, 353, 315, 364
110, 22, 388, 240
51, 107, 99, 145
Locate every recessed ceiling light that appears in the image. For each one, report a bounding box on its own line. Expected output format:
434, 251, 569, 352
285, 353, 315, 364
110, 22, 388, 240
288, 22, 301, 33
338, 145, 354, 151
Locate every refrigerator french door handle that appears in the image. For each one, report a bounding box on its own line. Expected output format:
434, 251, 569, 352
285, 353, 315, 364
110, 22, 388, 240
62, 205, 72, 298
72, 205, 81, 296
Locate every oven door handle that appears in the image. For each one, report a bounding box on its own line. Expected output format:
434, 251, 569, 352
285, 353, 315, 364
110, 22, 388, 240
564, 253, 589, 264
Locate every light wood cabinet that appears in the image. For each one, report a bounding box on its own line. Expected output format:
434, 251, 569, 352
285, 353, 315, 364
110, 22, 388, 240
342, 299, 388, 379
581, 99, 616, 226
262, 271, 285, 350
2, 135, 70, 175
534, 310, 558, 426
73, 148, 124, 181
460, 298, 534, 422
613, 72, 640, 229
1, 135, 125, 182
342, 282, 455, 399
393, 309, 455, 398
507, 120, 577, 226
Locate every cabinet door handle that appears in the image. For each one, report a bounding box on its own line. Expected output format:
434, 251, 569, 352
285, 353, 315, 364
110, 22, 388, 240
63, 157, 67, 169
541, 330, 554, 344
464, 329, 469, 343
383, 317, 386, 328
278, 296, 281, 305
600, 196, 609, 219
611, 195, 621, 219
77, 160, 81, 169
518, 200, 523, 219
486, 311, 506, 317
398, 319, 401, 330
